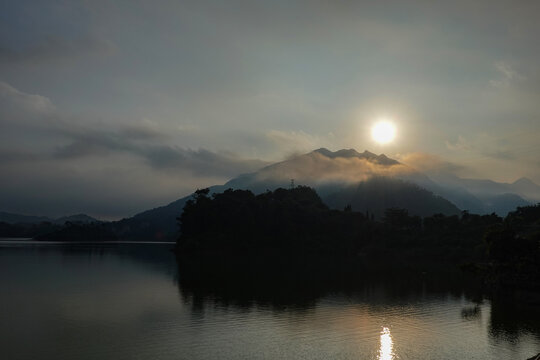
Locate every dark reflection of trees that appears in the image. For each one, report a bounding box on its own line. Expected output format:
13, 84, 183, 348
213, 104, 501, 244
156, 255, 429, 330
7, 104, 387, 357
177, 252, 540, 345
488, 292, 540, 343
175, 252, 486, 311
7, 242, 178, 274
461, 305, 481, 320
177, 253, 350, 311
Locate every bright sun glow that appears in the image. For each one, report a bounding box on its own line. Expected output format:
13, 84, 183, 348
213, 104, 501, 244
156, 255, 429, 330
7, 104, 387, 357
371, 121, 396, 144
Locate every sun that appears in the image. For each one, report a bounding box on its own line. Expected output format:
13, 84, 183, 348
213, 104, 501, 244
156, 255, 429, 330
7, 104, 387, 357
371, 120, 396, 144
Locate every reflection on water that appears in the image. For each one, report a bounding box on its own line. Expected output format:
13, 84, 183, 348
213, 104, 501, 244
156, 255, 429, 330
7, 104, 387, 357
1, 242, 539, 360
378, 327, 394, 360
461, 305, 481, 320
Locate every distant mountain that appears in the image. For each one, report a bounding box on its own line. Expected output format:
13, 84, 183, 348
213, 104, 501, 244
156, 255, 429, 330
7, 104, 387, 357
425, 174, 538, 215
111, 197, 190, 241
54, 214, 102, 225
509, 177, 540, 201
476, 193, 531, 216
7, 149, 536, 241
324, 177, 460, 218
102, 148, 538, 241
0, 211, 51, 224
111, 148, 464, 240
0, 211, 101, 225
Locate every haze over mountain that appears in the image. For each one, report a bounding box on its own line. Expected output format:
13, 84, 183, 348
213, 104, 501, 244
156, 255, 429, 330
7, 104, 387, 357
4, 148, 537, 241
107, 148, 537, 241
224, 148, 533, 214
431, 175, 540, 203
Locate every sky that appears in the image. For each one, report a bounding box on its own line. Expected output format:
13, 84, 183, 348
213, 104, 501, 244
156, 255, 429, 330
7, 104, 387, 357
1, 0, 540, 219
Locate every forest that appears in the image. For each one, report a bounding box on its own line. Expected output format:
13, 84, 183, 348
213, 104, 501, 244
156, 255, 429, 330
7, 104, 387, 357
176, 186, 540, 290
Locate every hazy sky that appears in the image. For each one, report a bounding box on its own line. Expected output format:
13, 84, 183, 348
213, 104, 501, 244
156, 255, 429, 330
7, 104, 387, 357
2, 0, 540, 218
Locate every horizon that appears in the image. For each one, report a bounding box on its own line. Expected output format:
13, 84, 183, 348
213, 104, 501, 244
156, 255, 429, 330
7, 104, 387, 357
2, 0, 540, 218
1, 147, 539, 221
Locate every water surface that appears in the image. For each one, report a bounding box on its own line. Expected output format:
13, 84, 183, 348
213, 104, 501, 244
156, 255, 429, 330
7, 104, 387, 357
1, 241, 538, 359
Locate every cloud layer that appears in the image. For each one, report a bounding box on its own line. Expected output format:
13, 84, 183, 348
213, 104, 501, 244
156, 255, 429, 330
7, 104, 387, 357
0, 82, 268, 218
2, 0, 540, 217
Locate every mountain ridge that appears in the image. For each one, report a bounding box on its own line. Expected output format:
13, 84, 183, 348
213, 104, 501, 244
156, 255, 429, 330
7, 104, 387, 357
8, 148, 537, 241
107, 148, 539, 241
109, 148, 463, 240
0, 211, 102, 225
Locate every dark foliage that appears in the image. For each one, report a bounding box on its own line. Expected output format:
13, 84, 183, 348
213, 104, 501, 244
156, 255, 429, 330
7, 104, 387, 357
177, 187, 540, 291
0, 221, 62, 238
177, 186, 371, 254
34, 222, 117, 241
482, 210, 540, 290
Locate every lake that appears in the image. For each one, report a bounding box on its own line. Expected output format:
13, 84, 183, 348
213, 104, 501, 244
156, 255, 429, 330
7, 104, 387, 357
1, 241, 538, 360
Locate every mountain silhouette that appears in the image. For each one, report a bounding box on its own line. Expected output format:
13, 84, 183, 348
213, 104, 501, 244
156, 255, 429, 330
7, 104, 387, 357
510, 177, 540, 200
426, 174, 536, 214
324, 177, 460, 218
0, 211, 101, 225
77, 148, 536, 241
109, 149, 462, 240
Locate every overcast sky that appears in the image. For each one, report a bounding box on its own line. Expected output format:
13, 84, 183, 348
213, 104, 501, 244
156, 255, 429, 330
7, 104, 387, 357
2, 0, 540, 219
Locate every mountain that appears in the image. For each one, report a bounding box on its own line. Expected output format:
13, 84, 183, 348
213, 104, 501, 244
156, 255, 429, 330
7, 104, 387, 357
0, 211, 51, 224
111, 148, 463, 240
324, 177, 460, 218
0, 211, 101, 225
103, 148, 537, 241
53, 214, 102, 225
111, 197, 190, 241
509, 177, 540, 201
224, 148, 460, 217
6, 149, 535, 241
224, 148, 429, 195
426, 174, 537, 215
476, 193, 531, 216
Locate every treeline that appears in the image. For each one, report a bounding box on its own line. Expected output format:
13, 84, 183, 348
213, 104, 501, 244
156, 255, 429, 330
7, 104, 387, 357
177, 186, 370, 254
0, 221, 116, 241
0, 221, 62, 238
176, 186, 503, 256
34, 221, 117, 241
176, 186, 540, 290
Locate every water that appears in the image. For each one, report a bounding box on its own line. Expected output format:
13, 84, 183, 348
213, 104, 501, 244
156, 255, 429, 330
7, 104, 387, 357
0, 241, 538, 360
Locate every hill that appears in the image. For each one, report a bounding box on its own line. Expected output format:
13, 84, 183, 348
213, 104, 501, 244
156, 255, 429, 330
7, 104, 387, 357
0, 211, 50, 224
324, 177, 460, 218
108, 148, 463, 240
14, 148, 536, 241
0, 211, 101, 225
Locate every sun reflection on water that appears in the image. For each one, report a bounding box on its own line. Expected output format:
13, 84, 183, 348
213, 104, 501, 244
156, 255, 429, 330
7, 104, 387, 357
378, 327, 395, 360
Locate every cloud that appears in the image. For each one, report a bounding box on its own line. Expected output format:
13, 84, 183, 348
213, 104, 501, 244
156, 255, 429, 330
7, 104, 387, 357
253, 150, 417, 186
486, 149, 516, 161
265, 130, 335, 157
49, 125, 269, 177
0, 81, 55, 114
121, 123, 167, 140
50, 124, 269, 176
1, 81, 268, 178
0, 82, 271, 218
396, 152, 466, 175
445, 134, 516, 161
0, 148, 44, 163
445, 135, 471, 151
489, 61, 525, 89
0, 36, 117, 65
135, 146, 269, 176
